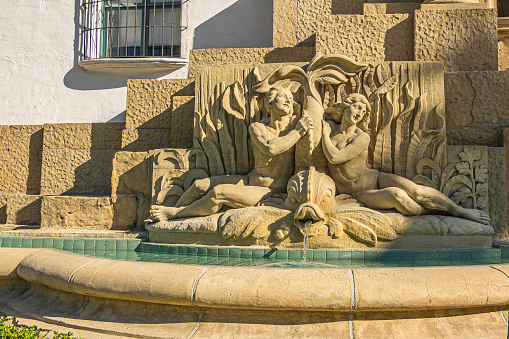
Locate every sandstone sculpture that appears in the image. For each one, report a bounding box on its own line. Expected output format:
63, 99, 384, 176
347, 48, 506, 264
147, 54, 494, 248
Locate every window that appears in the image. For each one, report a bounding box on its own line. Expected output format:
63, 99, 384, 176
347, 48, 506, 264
80, 0, 181, 60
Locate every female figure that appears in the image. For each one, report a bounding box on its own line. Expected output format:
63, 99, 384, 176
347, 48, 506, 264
322, 93, 489, 224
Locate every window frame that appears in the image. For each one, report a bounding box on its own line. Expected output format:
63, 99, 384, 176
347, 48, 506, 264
101, 0, 182, 58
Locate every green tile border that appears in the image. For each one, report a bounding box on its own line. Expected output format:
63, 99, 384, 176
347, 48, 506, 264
0, 236, 507, 268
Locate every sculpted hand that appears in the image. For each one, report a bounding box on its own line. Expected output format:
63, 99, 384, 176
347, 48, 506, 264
322, 120, 331, 136
297, 111, 313, 135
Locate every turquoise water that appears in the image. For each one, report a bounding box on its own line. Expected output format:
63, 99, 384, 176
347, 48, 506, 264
1, 236, 508, 268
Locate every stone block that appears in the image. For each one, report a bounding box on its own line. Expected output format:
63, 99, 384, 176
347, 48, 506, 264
40, 149, 70, 195
170, 96, 195, 148
6, 195, 41, 225
42, 123, 124, 150
363, 2, 420, 15
126, 79, 195, 129
273, 0, 296, 47
414, 9, 498, 71
499, 41, 509, 71
41, 196, 114, 229
444, 71, 509, 128
111, 151, 149, 196
112, 196, 138, 230
315, 14, 413, 63
121, 129, 172, 152
188, 47, 315, 77
137, 195, 151, 229
68, 149, 117, 195
0, 194, 7, 224
447, 128, 500, 147
0, 125, 43, 194
487, 147, 508, 237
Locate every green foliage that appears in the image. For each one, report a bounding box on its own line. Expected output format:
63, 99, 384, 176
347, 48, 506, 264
0, 316, 80, 339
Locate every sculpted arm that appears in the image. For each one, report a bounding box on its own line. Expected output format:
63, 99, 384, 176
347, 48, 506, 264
249, 115, 312, 156
322, 122, 369, 164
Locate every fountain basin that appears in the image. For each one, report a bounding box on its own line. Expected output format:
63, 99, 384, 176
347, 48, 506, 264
1, 246, 509, 338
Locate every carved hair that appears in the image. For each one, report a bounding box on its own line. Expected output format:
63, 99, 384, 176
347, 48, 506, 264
332, 93, 371, 130
264, 86, 294, 116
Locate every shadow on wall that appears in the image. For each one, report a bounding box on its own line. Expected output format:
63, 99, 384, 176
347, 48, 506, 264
65, 0, 179, 91
193, 0, 273, 49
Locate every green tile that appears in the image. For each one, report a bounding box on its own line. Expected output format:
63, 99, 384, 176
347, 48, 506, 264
63, 239, 74, 250
437, 250, 449, 260
84, 239, 95, 250
74, 249, 85, 255
413, 250, 425, 260
32, 238, 43, 248
11, 238, 22, 248
74, 239, 85, 250
151, 244, 162, 253
252, 249, 264, 258
437, 260, 453, 266
288, 250, 301, 261
425, 259, 439, 267
127, 240, 140, 251
401, 250, 413, 261
240, 249, 252, 258
377, 250, 390, 261
326, 250, 339, 261
84, 249, 95, 257
187, 246, 198, 255
413, 260, 426, 266
105, 239, 116, 251
177, 245, 187, 254
53, 238, 64, 250
472, 250, 483, 260
491, 248, 501, 259
389, 250, 402, 261
197, 246, 207, 256
351, 250, 364, 260
501, 245, 509, 258
313, 250, 326, 261
42, 238, 53, 248
95, 250, 106, 258
363, 251, 376, 262
460, 249, 472, 260
425, 250, 438, 260
218, 247, 229, 257
21, 238, 31, 248
449, 250, 461, 260
0, 238, 11, 247
159, 245, 170, 253
303, 250, 313, 260
399, 260, 413, 267
116, 240, 128, 251
95, 239, 106, 251
275, 249, 288, 260
229, 248, 241, 257
491, 257, 502, 264
338, 250, 352, 260
126, 252, 138, 261
167, 245, 178, 254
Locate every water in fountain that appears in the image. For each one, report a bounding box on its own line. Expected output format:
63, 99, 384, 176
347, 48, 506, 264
302, 220, 311, 263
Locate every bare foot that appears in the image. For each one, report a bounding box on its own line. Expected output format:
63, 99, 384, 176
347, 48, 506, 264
150, 205, 182, 221
459, 208, 490, 225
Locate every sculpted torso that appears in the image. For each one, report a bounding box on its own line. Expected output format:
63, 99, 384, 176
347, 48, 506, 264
325, 123, 378, 196
248, 118, 299, 191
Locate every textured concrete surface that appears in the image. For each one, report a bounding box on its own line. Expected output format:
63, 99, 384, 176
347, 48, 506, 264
0, 125, 43, 194
121, 128, 172, 152
488, 147, 508, 237
273, 0, 296, 47
111, 151, 149, 196
316, 14, 413, 62
500, 41, 509, 71
42, 123, 124, 149
414, 9, 498, 71
126, 79, 194, 129
170, 96, 195, 148
6, 195, 41, 225
188, 47, 315, 77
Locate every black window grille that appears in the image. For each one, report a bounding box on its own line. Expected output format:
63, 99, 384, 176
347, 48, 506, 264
80, 0, 181, 60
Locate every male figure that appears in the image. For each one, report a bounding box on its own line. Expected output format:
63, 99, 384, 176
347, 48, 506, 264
150, 86, 313, 221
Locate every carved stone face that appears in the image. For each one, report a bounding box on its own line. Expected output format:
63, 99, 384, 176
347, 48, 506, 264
344, 101, 367, 125
284, 167, 336, 236
269, 88, 293, 116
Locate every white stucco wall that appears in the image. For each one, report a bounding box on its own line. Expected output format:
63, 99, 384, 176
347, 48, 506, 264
0, 0, 273, 125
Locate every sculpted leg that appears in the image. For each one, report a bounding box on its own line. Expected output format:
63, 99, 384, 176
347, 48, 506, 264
378, 172, 490, 224
152, 184, 273, 221
175, 175, 247, 207
356, 188, 423, 216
